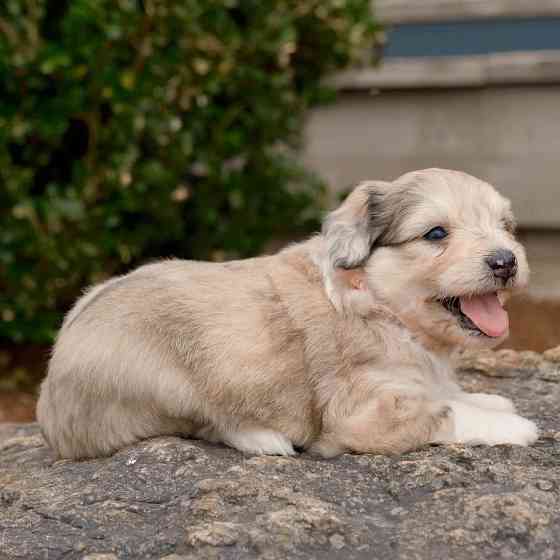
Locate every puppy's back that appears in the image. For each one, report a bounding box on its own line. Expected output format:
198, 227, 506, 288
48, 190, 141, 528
37, 253, 321, 458
38, 260, 202, 458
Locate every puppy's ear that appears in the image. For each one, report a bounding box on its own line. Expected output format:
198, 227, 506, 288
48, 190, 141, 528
322, 181, 391, 270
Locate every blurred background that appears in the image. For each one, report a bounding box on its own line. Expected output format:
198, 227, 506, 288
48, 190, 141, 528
1, 0, 559, 422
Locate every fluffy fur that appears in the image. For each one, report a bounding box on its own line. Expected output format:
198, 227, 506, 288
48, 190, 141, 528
37, 168, 538, 459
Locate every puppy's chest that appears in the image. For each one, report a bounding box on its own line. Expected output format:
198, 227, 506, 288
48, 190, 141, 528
337, 318, 455, 385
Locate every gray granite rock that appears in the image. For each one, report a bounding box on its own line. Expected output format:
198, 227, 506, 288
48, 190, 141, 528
1, 348, 559, 560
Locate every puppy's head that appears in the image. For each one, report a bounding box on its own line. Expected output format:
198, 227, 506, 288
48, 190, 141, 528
321, 168, 529, 351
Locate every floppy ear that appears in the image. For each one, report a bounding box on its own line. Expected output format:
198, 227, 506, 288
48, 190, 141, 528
322, 180, 392, 271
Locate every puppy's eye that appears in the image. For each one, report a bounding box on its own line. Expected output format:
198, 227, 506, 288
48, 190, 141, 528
423, 226, 448, 241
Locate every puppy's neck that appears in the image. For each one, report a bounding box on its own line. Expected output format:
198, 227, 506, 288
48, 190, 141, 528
374, 298, 459, 358
407, 329, 457, 359
311, 238, 460, 361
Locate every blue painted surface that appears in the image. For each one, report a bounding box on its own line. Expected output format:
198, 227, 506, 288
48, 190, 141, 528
384, 18, 560, 58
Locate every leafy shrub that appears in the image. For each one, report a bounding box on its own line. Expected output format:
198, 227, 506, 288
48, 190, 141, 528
0, 0, 378, 343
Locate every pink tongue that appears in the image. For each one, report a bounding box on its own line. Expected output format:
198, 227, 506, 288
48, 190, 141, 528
459, 293, 509, 338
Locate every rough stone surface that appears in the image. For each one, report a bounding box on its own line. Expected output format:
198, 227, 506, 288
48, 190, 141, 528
1, 347, 559, 560
543, 346, 560, 364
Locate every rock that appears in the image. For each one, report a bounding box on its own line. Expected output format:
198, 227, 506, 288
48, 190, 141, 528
186, 522, 241, 547
457, 349, 535, 377
539, 365, 560, 382
518, 350, 547, 369
543, 345, 560, 363
329, 534, 346, 549
535, 480, 555, 492
1, 349, 560, 559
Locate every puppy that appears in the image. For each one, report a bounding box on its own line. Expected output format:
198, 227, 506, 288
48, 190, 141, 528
37, 168, 538, 459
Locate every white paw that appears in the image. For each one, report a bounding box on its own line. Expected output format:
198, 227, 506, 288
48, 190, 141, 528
495, 414, 539, 446
447, 401, 539, 446
223, 428, 296, 456
460, 393, 516, 413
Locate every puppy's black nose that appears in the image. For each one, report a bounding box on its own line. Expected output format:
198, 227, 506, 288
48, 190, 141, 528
486, 249, 517, 281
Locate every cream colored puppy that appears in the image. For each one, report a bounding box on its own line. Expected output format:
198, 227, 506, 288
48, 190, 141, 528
37, 168, 538, 459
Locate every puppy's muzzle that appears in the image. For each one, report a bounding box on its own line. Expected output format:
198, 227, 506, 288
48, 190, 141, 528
486, 249, 517, 282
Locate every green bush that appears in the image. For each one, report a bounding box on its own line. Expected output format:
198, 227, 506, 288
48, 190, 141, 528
0, 0, 378, 344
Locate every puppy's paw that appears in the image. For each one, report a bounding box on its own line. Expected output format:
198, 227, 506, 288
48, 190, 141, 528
483, 414, 538, 446
449, 401, 538, 447
460, 392, 516, 413
224, 428, 296, 456
308, 438, 345, 459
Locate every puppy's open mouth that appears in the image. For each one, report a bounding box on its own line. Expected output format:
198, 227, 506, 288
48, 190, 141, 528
438, 292, 509, 338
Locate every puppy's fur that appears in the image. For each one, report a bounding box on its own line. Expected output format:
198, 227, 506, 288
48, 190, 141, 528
37, 168, 538, 459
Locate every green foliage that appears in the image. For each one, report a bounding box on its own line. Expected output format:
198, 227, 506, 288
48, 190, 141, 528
0, 0, 378, 343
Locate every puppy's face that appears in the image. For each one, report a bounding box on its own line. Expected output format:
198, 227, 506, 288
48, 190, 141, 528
323, 168, 529, 350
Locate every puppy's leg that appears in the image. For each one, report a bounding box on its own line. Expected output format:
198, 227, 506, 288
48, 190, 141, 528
457, 392, 516, 413
432, 400, 538, 446
199, 425, 296, 456
312, 385, 453, 457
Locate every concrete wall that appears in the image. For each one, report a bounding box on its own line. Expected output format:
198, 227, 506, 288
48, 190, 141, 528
371, 0, 560, 23
303, 86, 560, 228
375, 0, 560, 24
